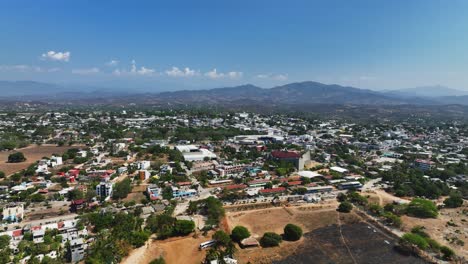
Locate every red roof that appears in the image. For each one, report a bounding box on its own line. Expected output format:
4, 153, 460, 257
271, 151, 301, 159
31, 226, 42, 231
72, 199, 85, 205
178, 181, 192, 186
12, 229, 22, 237
259, 187, 286, 194
224, 184, 247, 190
286, 181, 302, 186
248, 179, 270, 185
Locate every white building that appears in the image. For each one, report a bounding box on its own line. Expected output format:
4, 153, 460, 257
175, 145, 217, 162
2, 203, 24, 222
96, 182, 113, 200
137, 160, 151, 170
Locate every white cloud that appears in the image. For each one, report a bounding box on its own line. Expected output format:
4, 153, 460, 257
72, 67, 100, 75
137, 66, 155, 75
106, 59, 119, 66
165, 67, 198, 77
256, 73, 288, 81
41, 51, 71, 62
113, 60, 156, 76
205, 68, 243, 79
0, 64, 60, 73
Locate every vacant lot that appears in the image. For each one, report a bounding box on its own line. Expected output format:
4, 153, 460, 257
0, 144, 76, 175
401, 205, 468, 259
274, 222, 426, 264
226, 203, 339, 238
122, 233, 211, 264
122, 184, 147, 203
227, 204, 426, 264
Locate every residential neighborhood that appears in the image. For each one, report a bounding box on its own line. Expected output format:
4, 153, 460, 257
0, 109, 466, 263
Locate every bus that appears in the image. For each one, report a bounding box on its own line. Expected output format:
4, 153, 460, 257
199, 240, 216, 250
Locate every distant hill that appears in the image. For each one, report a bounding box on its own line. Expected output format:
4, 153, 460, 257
386, 85, 468, 98
155, 81, 428, 106
2, 80, 468, 106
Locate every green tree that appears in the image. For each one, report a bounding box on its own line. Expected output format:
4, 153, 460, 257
260, 232, 282, 247
68, 189, 84, 201
406, 198, 438, 218
0, 235, 10, 248
283, 224, 303, 241
174, 220, 195, 236
112, 178, 132, 200
162, 186, 174, 200
146, 214, 176, 239
443, 192, 463, 208
30, 193, 45, 202
338, 201, 353, 213
213, 230, 231, 248
8, 152, 26, 163
231, 226, 250, 243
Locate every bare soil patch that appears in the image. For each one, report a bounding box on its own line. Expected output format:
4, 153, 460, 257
122, 232, 211, 264
401, 205, 468, 259
0, 144, 77, 175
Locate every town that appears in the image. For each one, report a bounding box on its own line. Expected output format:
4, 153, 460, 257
0, 109, 466, 264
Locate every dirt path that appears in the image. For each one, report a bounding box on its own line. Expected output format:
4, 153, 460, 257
336, 213, 357, 264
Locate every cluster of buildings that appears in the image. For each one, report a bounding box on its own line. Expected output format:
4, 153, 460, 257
0, 109, 467, 263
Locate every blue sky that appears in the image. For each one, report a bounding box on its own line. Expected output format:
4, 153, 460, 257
1, 0, 468, 91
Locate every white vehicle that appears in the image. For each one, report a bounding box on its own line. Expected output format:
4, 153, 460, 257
199, 240, 216, 250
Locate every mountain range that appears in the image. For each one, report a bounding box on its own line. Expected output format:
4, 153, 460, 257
1, 80, 467, 106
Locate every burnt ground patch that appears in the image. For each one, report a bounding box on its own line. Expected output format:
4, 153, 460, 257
273, 222, 427, 264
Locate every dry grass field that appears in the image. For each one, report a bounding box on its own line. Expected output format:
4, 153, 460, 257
401, 205, 468, 259
0, 144, 77, 176
122, 232, 212, 264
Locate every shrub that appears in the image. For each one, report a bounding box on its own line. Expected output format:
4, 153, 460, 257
410, 226, 429, 238
406, 198, 438, 218
283, 224, 303, 241
260, 232, 282, 247
426, 238, 441, 251
8, 152, 26, 163
382, 212, 402, 228
149, 257, 166, 264
443, 193, 463, 208
401, 233, 428, 250
440, 246, 455, 260
368, 203, 383, 216
338, 201, 353, 213
231, 226, 250, 243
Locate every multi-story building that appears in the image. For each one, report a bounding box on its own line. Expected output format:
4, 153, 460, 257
96, 182, 113, 200
1, 203, 24, 222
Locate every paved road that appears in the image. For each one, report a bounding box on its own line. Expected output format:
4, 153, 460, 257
362, 177, 382, 191
3, 213, 78, 231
